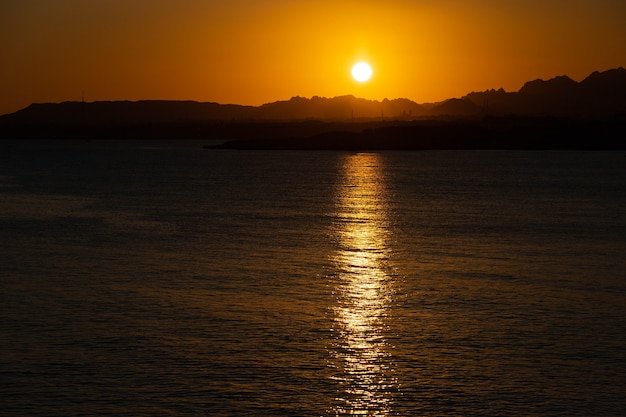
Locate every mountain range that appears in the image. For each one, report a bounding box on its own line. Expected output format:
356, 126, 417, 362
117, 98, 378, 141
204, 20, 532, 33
1, 68, 625, 128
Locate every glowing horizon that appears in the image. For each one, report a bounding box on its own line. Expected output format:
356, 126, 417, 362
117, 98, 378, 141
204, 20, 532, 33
1, 0, 625, 115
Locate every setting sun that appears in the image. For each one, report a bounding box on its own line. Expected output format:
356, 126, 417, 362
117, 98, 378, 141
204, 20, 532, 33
1, 1, 625, 116
352, 62, 372, 82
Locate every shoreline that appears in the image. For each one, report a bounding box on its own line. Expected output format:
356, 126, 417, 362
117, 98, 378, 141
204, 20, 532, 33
2, 116, 624, 151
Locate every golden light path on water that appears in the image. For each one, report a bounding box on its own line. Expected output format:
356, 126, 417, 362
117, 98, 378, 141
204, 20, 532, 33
329, 153, 397, 416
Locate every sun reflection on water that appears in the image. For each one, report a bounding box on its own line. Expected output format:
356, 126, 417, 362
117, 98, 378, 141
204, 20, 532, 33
329, 153, 397, 416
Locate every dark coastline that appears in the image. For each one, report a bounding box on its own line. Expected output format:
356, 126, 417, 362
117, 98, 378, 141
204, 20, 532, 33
1, 117, 624, 151
206, 117, 625, 151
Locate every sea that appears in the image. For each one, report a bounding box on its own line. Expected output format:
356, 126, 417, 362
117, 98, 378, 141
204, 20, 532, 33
1, 139, 625, 416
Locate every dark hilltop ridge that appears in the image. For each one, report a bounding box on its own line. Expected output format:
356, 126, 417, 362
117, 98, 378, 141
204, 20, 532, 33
1, 68, 625, 150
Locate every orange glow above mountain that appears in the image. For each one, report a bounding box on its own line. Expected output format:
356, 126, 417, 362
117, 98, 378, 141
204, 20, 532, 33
1, 0, 625, 115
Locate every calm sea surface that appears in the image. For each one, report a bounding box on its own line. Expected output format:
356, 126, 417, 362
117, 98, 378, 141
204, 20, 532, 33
1, 140, 625, 416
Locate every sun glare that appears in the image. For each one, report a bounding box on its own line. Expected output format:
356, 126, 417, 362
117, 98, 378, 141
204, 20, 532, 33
352, 62, 372, 82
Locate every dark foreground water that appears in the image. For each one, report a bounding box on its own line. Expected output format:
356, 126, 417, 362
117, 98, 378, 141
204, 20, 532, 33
1, 140, 625, 416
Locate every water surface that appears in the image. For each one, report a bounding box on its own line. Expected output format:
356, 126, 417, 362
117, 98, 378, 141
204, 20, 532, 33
1, 141, 625, 416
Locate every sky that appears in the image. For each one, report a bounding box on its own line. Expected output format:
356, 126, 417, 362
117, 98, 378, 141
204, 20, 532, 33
1, 0, 625, 115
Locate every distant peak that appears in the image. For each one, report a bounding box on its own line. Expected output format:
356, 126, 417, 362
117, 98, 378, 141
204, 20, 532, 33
519, 74, 577, 95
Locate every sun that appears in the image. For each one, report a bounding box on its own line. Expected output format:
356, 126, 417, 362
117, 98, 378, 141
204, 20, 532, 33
352, 62, 372, 82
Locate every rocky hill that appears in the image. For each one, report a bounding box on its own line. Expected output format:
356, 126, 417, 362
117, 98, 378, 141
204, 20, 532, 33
463, 67, 626, 116
1, 68, 624, 135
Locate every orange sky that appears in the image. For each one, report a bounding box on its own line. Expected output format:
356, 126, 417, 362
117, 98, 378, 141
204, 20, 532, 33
1, 0, 625, 115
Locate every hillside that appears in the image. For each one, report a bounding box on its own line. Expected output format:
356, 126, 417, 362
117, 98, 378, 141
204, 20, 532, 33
0, 68, 624, 145
463, 67, 626, 116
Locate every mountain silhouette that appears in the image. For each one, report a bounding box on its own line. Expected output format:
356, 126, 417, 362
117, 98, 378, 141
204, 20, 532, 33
2, 68, 625, 126
1, 68, 624, 145
464, 67, 626, 116
0, 100, 257, 125
255, 95, 427, 120
0, 96, 428, 126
